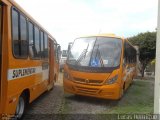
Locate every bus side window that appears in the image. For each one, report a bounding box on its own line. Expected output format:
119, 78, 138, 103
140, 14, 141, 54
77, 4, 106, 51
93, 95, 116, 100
125, 42, 131, 64
53, 42, 59, 63
54, 42, 56, 56
12, 8, 28, 58
12, 9, 19, 57
57, 45, 61, 63
34, 26, 40, 58
28, 22, 34, 58
124, 42, 127, 65
20, 14, 28, 57
44, 33, 48, 59
124, 41, 136, 65
40, 31, 44, 58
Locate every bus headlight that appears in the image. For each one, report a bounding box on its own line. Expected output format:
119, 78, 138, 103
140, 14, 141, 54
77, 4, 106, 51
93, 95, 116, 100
106, 75, 118, 84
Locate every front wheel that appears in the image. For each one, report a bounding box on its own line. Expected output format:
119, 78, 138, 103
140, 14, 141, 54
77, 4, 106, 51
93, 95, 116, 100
130, 76, 134, 85
15, 95, 26, 119
119, 84, 125, 100
120, 88, 124, 99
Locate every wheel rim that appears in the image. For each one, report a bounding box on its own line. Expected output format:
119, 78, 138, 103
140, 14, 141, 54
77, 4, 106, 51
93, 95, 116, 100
16, 97, 25, 119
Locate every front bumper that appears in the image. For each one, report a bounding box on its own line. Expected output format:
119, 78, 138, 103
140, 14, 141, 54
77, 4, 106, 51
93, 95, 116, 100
63, 78, 121, 100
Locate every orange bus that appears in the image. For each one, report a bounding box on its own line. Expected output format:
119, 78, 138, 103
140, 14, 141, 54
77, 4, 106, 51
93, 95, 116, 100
63, 34, 137, 100
0, 0, 60, 119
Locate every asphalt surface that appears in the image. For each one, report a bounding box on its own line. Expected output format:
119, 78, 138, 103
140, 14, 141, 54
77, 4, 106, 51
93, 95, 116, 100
23, 73, 118, 120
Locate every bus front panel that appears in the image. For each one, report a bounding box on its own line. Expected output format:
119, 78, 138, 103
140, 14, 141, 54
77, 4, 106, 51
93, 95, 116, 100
63, 36, 124, 100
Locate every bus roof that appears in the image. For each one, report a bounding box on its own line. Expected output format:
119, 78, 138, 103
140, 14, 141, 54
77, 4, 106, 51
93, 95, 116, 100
76, 34, 136, 49
79, 33, 124, 40
5, 0, 56, 42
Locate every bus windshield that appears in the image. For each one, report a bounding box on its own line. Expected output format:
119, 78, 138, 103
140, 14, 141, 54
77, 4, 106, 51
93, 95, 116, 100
67, 37, 122, 68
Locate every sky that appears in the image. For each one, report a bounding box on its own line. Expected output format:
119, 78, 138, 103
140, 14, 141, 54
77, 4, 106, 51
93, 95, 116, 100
14, 0, 158, 50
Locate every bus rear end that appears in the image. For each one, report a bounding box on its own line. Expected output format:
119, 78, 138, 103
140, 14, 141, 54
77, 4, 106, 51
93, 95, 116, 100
63, 35, 125, 100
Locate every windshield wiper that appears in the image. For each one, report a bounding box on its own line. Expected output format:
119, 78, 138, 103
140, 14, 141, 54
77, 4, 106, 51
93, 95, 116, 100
94, 45, 104, 67
75, 44, 89, 65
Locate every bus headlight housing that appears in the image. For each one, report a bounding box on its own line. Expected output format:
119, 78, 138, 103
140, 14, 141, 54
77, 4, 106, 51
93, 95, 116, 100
106, 75, 118, 85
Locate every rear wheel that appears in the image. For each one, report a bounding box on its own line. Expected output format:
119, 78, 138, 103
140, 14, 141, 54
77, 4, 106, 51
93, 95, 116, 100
15, 94, 26, 119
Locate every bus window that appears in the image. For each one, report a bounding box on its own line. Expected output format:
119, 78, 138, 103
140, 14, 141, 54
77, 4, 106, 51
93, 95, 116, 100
124, 41, 137, 64
68, 37, 95, 66
67, 37, 122, 68
44, 33, 48, 58
20, 14, 28, 57
12, 8, 28, 58
12, 9, 19, 57
40, 31, 44, 57
57, 45, 61, 61
28, 22, 34, 58
34, 26, 40, 58
54, 43, 57, 59
92, 37, 122, 67
57, 45, 61, 62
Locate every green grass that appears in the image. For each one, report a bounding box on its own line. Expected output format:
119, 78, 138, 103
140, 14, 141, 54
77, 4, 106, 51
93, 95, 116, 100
60, 80, 154, 120
61, 79, 154, 116
106, 80, 154, 114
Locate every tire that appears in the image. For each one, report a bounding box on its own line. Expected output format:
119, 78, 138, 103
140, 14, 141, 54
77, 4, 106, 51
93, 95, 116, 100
119, 84, 125, 100
130, 77, 134, 85
119, 88, 124, 100
15, 94, 26, 119
74, 94, 81, 98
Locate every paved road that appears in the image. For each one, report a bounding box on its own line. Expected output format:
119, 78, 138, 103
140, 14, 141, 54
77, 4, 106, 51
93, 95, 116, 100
23, 73, 117, 120
23, 73, 154, 120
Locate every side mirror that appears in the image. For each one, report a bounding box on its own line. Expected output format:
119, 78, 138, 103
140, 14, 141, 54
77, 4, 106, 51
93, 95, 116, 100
68, 42, 73, 53
57, 45, 61, 61
123, 59, 126, 68
57, 45, 61, 52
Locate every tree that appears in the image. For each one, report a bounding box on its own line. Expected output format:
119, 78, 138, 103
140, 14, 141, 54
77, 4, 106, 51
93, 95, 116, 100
128, 32, 156, 77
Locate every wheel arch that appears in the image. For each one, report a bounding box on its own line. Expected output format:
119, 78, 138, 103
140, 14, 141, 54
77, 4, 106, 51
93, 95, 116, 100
20, 89, 30, 105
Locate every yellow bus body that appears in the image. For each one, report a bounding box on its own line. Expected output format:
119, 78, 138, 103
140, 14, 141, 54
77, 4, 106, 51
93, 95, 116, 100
0, 0, 60, 118
63, 34, 137, 100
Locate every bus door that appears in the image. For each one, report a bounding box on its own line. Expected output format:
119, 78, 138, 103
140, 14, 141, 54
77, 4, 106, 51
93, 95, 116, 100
0, 3, 2, 116
49, 39, 54, 85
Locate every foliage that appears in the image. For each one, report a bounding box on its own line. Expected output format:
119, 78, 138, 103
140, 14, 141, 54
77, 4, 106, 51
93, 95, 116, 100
128, 32, 156, 77
151, 59, 156, 65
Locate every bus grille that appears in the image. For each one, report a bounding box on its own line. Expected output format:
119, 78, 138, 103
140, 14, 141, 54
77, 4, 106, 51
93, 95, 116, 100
73, 77, 103, 85
75, 86, 99, 94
